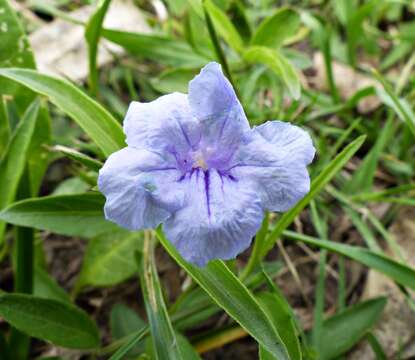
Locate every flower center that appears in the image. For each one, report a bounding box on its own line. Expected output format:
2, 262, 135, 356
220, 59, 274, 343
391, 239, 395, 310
192, 150, 208, 170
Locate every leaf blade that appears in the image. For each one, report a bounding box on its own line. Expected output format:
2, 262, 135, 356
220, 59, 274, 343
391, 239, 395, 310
0, 193, 119, 238
0, 293, 100, 349
0, 99, 39, 243
0, 68, 124, 156
155, 229, 290, 359
244, 46, 301, 99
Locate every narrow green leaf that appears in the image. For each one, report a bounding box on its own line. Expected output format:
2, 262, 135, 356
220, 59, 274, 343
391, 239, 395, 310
244, 46, 301, 99
0, 68, 124, 156
258, 292, 301, 360
375, 72, 415, 137
77, 230, 143, 289
252, 8, 300, 48
283, 231, 415, 291
176, 333, 202, 359
204, 0, 244, 53
0, 97, 10, 155
108, 329, 147, 360
138, 235, 184, 359
0, 193, 119, 238
27, 104, 52, 196
53, 145, 103, 172
101, 29, 208, 68
0, 293, 100, 349
85, 0, 113, 94
262, 136, 366, 259
319, 298, 387, 360
188, 0, 203, 18
366, 332, 388, 360
0, 99, 39, 243
344, 207, 381, 252
345, 116, 393, 193
155, 229, 290, 359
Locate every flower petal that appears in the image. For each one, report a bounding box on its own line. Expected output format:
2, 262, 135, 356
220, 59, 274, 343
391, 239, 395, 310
98, 147, 185, 230
230, 121, 315, 212
123, 92, 201, 154
188, 62, 250, 170
254, 120, 315, 165
163, 170, 263, 266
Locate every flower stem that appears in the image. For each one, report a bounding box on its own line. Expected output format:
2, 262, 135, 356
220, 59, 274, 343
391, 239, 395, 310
202, 0, 240, 98
9, 170, 33, 360
240, 212, 269, 282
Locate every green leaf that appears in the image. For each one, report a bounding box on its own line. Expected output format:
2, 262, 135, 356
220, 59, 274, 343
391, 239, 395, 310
204, 0, 244, 53
366, 332, 388, 360
176, 333, 202, 360
34, 267, 71, 304
77, 230, 143, 289
164, 0, 188, 16
0, 193, 119, 238
0, 293, 100, 349
344, 116, 393, 193
244, 46, 301, 100
150, 68, 196, 94
27, 104, 52, 196
262, 136, 366, 259
101, 29, 208, 68
52, 145, 103, 172
375, 71, 415, 137
51, 177, 90, 196
252, 8, 300, 48
111, 303, 146, 357
85, 0, 113, 94
0, 68, 124, 156
283, 231, 415, 291
319, 298, 387, 360
109, 332, 148, 360
138, 237, 184, 359
258, 292, 301, 360
0, 97, 10, 156
0, 0, 36, 110
0, 99, 39, 243
188, 0, 203, 18
155, 229, 290, 359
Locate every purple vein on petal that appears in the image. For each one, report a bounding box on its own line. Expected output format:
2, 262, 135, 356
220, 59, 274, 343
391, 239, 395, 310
203, 170, 211, 217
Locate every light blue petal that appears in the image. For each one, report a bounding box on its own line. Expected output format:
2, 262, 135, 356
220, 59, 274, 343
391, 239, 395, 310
163, 170, 263, 266
230, 121, 315, 212
254, 120, 315, 165
123, 92, 201, 153
98, 147, 185, 230
188, 62, 250, 171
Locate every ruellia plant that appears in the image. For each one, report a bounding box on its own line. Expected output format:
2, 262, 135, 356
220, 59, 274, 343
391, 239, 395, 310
0, 0, 414, 359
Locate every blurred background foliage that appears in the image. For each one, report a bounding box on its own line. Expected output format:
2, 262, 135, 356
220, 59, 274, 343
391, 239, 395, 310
0, 0, 415, 359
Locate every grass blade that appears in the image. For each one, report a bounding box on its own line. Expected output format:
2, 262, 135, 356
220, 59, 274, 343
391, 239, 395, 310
85, 0, 113, 95
283, 231, 415, 291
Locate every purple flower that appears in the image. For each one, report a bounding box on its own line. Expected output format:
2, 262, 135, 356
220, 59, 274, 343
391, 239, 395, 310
98, 62, 315, 266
